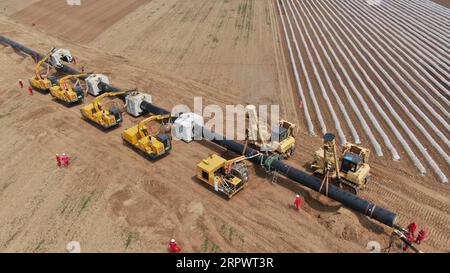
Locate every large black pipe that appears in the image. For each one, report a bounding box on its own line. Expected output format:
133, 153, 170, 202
140, 99, 397, 227
141, 100, 170, 116
211, 137, 397, 227
1, 35, 397, 227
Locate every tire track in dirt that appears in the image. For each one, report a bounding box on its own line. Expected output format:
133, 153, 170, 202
364, 182, 450, 250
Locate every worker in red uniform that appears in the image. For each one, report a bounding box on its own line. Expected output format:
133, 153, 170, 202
18, 80, 24, 88
407, 222, 417, 237
415, 228, 426, 245
402, 232, 414, 252
169, 239, 181, 253
294, 194, 302, 211
56, 153, 61, 167
28, 86, 33, 95
62, 153, 70, 167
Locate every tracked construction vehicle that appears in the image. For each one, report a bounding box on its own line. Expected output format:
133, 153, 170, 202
311, 133, 371, 195
49, 73, 87, 104
196, 154, 249, 198
80, 91, 127, 129
244, 105, 296, 158
30, 48, 73, 92
122, 114, 174, 160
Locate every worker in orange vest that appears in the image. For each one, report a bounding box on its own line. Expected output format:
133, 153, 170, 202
169, 239, 181, 253
55, 153, 62, 167
294, 194, 302, 211
415, 228, 426, 245
402, 232, 414, 251
62, 153, 70, 167
407, 222, 417, 237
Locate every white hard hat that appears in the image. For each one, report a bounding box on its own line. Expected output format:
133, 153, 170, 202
62, 153, 66, 156
170, 239, 176, 243
296, 194, 300, 198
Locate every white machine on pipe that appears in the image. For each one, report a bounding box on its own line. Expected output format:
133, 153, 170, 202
50, 48, 73, 68
85, 74, 110, 96
125, 92, 153, 117
173, 112, 204, 142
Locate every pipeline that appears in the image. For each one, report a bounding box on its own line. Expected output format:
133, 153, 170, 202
0, 35, 121, 93
0, 35, 397, 227
140, 101, 397, 227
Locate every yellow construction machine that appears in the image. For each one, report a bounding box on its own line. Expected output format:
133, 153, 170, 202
244, 105, 296, 158
122, 114, 174, 160
311, 133, 371, 195
29, 48, 73, 91
49, 73, 87, 104
196, 154, 249, 198
80, 91, 127, 129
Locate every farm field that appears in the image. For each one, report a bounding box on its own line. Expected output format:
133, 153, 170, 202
0, 0, 448, 253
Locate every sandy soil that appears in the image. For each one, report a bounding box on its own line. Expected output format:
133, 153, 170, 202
0, 0, 448, 253
432, 0, 450, 8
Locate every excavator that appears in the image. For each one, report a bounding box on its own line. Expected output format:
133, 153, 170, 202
49, 73, 88, 104
311, 133, 371, 195
244, 105, 296, 158
29, 48, 73, 92
196, 154, 249, 198
122, 114, 175, 160
80, 91, 128, 129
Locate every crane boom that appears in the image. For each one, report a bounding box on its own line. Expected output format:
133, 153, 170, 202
93, 91, 127, 113
34, 51, 53, 81
137, 114, 174, 138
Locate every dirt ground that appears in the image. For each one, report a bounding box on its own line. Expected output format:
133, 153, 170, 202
0, 0, 448, 253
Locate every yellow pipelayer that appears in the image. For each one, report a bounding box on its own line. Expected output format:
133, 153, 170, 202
50, 73, 88, 104
122, 114, 174, 160
29, 48, 73, 91
29, 50, 57, 91
80, 91, 127, 129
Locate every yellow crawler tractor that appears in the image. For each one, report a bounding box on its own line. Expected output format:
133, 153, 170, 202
49, 73, 87, 104
122, 114, 174, 160
244, 105, 296, 158
311, 133, 371, 195
273, 120, 297, 157
30, 48, 73, 92
80, 91, 126, 129
196, 154, 249, 198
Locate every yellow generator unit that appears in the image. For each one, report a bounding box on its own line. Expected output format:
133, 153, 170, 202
122, 114, 173, 160
196, 154, 249, 198
80, 91, 125, 129
311, 133, 371, 195
49, 73, 87, 104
